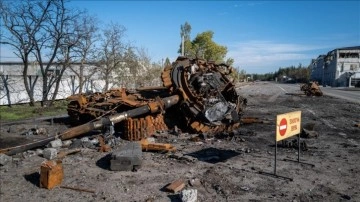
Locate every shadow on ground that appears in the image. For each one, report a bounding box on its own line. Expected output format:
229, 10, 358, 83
186, 147, 240, 164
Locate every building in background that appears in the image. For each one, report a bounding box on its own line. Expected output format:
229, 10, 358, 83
310, 46, 360, 87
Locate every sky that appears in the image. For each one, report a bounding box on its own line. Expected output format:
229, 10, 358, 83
1, 1, 359, 74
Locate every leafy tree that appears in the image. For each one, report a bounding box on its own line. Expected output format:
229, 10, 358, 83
191, 31, 227, 62
225, 58, 234, 66
178, 22, 230, 63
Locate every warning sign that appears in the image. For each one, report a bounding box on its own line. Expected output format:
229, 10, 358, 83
276, 111, 301, 141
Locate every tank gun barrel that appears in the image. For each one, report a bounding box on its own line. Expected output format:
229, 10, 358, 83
0, 95, 179, 155
60, 95, 180, 140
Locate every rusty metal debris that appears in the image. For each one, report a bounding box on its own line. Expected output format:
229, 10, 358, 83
0, 57, 246, 155
40, 160, 64, 189
140, 138, 176, 152
165, 179, 186, 193
97, 136, 111, 152
65, 56, 247, 139
300, 82, 323, 96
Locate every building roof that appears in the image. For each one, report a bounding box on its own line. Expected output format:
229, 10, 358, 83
333, 46, 360, 51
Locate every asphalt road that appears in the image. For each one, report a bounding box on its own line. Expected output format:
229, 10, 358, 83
320, 86, 360, 104
246, 82, 360, 104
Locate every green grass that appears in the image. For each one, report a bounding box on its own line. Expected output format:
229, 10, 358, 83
0, 100, 68, 121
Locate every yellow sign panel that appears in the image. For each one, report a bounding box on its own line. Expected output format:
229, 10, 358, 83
276, 111, 301, 141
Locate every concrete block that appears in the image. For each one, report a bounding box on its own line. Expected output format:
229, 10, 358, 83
43, 148, 58, 160
181, 189, 197, 202
110, 142, 142, 171
62, 140, 72, 147
49, 139, 62, 148
36, 149, 43, 155
0, 154, 12, 166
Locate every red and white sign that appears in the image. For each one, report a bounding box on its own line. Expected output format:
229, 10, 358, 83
279, 118, 287, 136
276, 111, 301, 141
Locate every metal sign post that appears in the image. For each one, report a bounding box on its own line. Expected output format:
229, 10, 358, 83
259, 111, 312, 181
283, 132, 315, 167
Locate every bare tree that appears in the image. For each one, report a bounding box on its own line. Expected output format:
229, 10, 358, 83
120, 46, 139, 88
69, 14, 99, 94
147, 62, 163, 86
136, 47, 157, 87
0, 0, 51, 106
0, 73, 15, 107
33, 0, 85, 106
49, 8, 87, 104
98, 22, 127, 91
0, 0, 85, 106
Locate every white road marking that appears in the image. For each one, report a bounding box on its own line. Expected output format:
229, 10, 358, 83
302, 106, 337, 129
275, 85, 288, 93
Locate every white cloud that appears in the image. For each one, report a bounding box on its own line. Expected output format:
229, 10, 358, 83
227, 40, 327, 73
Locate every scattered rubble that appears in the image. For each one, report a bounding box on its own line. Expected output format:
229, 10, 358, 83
22, 127, 48, 136
180, 189, 198, 202
48, 139, 63, 148
0, 153, 12, 166
43, 148, 58, 160
0, 80, 359, 202
166, 179, 186, 193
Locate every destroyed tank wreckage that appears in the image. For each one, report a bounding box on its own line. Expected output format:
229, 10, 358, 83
66, 56, 247, 140
0, 57, 247, 155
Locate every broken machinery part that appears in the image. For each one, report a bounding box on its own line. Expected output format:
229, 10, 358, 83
140, 138, 176, 152
300, 82, 323, 96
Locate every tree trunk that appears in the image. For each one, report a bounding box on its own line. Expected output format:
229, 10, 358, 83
23, 61, 37, 107
1, 75, 12, 107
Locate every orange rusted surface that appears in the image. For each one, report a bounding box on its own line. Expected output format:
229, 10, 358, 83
140, 139, 176, 152
40, 160, 64, 189
123, 114, 168, 141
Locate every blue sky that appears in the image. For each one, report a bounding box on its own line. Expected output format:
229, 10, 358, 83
1, 1, 359, 74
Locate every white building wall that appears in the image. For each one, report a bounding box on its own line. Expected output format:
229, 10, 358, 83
320, 47, 360, 87
0, 63, 107, 105
0, 62, 159, 105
